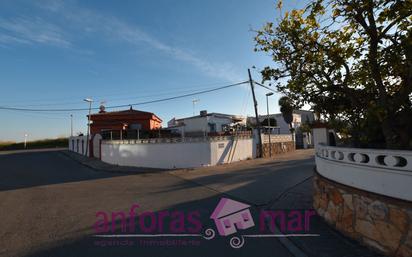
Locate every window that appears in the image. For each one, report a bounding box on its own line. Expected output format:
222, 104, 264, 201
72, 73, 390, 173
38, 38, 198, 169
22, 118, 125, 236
130, 123, 142, 130
242, 212, 250, 222
209, 123, 216, 132
223, 219, 231, 228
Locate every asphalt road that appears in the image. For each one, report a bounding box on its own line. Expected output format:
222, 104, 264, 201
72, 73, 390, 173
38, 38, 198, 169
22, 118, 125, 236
0, 149, 315, 257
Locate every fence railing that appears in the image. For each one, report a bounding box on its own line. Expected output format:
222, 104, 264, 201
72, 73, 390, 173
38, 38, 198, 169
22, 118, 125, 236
102, 135, 253, 145
261, 134, 293, 144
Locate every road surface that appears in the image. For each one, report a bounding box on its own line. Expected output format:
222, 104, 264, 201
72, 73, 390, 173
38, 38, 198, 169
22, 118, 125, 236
0, 149, 359, 257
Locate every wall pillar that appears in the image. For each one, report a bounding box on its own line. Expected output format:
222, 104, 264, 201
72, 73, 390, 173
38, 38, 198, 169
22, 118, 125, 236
313, 126, 329, 147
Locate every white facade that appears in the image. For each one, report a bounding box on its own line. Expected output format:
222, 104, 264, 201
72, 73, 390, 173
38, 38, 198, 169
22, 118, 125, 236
249, 113, 302, 134
168, 112, 246, 135
269, 113, 301, 134
294, 110, 315, 124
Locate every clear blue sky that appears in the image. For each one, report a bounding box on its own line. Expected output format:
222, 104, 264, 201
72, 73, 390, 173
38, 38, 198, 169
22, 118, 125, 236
0, 0, 305, 142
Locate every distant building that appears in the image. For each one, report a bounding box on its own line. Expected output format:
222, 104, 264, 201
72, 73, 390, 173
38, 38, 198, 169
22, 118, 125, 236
248, 110, 315, 134
167, 110, 246, 136
248, 113, 301, 134
248, 110, 315, 148
88, 106, 162, 136
294, 110, 316, 124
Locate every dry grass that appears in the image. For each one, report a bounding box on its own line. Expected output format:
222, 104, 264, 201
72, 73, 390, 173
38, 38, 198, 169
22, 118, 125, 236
0, 138, 68, 151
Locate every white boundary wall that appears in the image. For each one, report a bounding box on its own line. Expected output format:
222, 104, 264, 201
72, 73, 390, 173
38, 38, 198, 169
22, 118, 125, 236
210, 138, 255, 165
102, 141, 210, 169
68, 136, 89, 156
101, 138, 256, 169
316, 144, 412, 201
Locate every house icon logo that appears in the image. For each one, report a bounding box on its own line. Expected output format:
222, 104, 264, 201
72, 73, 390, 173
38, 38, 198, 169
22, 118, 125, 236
210, 198, 255, 236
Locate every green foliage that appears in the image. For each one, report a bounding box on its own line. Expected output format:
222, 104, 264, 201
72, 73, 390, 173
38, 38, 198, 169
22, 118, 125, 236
299, 122, 312, 134
255, 0, 412, 149
278, 96, 294, 126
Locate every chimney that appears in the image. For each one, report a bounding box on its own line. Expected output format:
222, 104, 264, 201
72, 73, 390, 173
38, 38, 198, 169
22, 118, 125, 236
200, 110, 207, 117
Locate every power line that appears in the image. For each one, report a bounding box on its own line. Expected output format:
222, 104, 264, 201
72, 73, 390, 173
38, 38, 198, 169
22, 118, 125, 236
0, 81, 240, 106
4, 84, 242, 108
252, 80, 277, 93
0, 81, 249, 112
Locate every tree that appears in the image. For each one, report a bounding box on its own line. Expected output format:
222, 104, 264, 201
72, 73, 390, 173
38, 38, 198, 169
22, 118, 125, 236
278, 96, 296, 142
278, 96, 293, 128
254, 0, 412, 149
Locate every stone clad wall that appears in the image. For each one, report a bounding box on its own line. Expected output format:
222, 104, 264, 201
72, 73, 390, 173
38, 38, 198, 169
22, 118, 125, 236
261, 141, 295, 158
313, 173, 412, 257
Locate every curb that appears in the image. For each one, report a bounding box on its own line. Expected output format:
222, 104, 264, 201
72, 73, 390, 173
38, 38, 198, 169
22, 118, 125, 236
60, 150, 167, 175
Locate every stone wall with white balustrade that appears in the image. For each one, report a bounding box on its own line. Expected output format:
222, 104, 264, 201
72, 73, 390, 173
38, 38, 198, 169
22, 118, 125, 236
314, 144, 412, 256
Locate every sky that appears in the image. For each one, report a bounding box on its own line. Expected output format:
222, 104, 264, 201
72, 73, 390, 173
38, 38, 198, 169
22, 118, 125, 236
0, 0, 305, 142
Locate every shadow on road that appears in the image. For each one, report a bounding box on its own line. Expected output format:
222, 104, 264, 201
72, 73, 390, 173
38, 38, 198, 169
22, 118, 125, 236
0, 151, 128, 191
0, 150, 383, 257
22, 186, 383, 257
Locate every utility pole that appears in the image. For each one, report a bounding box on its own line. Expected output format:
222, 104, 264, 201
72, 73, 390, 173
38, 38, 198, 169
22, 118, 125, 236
84, 98, 93, 157
70, 114, 73, 137
266, 92, 274, 157
248, 69, 263, 158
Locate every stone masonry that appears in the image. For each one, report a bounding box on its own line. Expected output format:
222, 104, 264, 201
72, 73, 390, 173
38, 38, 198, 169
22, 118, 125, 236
261, 141, 295, 158
314, 172, 412, 257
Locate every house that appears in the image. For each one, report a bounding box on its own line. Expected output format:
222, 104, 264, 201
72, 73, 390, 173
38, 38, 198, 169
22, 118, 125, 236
167, 110, 246, 137
248, 110, 316, 134
248, 113, 302, 135
294, 110, 316, 124
88, 106, 162, 136
248, 110, 315, 148
210, 198, 255, 236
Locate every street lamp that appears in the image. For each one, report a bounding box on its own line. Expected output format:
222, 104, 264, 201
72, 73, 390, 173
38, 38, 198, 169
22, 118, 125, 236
84, 98, 93, 156
266, 92, 274, 157
24, 133, 28, 149
70, 114, 73, 137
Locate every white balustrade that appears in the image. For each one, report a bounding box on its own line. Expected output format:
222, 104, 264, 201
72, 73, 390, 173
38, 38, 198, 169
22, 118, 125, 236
316, 144, 412, 201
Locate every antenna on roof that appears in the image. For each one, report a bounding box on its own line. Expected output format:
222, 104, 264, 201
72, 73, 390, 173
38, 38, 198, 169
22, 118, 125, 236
129, 105, 133, 110
192, 99, 200, 116
99, 101, 106, 113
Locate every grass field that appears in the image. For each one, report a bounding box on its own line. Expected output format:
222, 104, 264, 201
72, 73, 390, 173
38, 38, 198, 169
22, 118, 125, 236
0, 138, 68, 151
